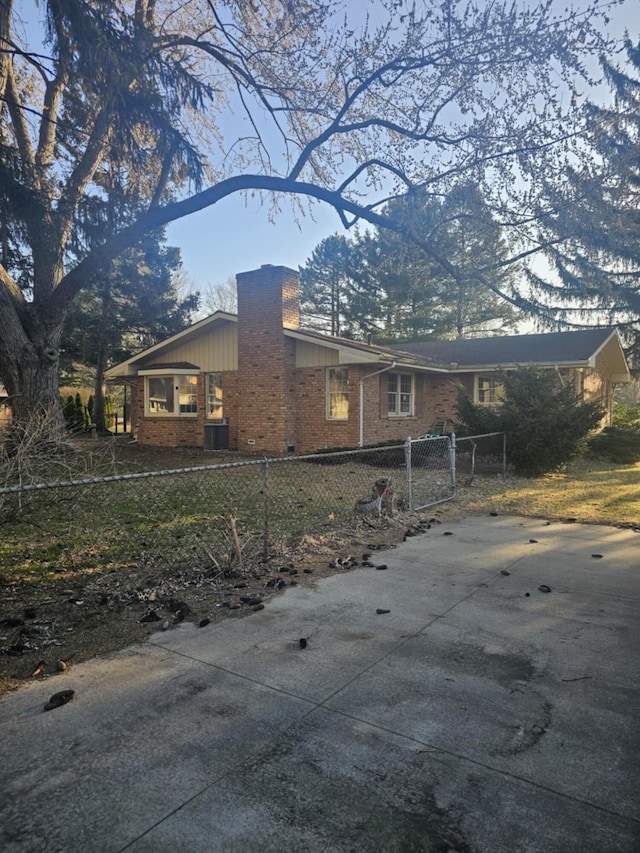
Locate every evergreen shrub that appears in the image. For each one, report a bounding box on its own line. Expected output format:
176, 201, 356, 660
455, 367, 604, 477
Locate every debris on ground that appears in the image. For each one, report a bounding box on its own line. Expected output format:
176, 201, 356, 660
0, 507, 444, 693
44, 689, 74, 712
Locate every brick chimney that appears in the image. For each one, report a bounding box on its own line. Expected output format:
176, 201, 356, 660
236, 265, 299, 453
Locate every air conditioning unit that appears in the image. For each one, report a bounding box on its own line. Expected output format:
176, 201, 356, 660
204, 422, 229, 451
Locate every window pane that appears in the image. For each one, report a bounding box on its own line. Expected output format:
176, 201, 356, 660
207, 373, 223, 419
400, 374, 412, 413
178, 375, 198, 413
388, 372, 398, 414
388, 372, 412, 415
328, 368, 349, 419
330, 393, 349, 419
147, 377, 174, 414
478, 376, 504, 404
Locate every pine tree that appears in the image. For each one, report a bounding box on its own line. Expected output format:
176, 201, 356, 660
526, 39, 640, 357
301, 186, 521, 341
455, 368, 604, 476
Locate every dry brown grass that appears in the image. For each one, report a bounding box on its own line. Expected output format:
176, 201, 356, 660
439, 460, 640, 527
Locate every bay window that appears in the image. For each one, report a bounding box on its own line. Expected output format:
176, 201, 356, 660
144, 373, 198, 416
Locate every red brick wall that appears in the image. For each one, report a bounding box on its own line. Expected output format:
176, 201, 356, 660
294, 367, 359, 451
422, 373, 468, 429
291, 367, 467, 453
236, 265, 300, 453
132, 370, 240, 449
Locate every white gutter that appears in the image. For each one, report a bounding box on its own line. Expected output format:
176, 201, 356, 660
359, 361, 397, 447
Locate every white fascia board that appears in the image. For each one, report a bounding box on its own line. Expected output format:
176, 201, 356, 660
592, 330, 631, 380
452, 360, 591, 373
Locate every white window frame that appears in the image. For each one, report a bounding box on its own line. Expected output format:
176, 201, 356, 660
326, 367, 349, 420
387, 372, 414, 417
206, 373, 224, 420
475, 374, 504, 405
143, 371, 199, 417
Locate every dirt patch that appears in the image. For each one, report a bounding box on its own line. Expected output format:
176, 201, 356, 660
0, 508, 439, 695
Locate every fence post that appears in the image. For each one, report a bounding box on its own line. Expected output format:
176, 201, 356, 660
449, 432, 456, 497
262, 457, 269, 559
405, 436, 413, 511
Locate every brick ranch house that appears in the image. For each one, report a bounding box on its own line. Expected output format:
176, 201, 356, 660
105, 264, 631, 454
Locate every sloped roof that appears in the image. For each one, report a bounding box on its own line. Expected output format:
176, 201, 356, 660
106, 314, 630, 384
105, 311, 436, 378
283, 326, 436, 369
105, 312, 236, 378
388, 328, 629, 378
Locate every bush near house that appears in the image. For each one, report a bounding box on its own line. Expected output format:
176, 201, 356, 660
59, 389, 116, 433
587, 403, 640, 463
455, 367, 604, 477
611, 401, 640, 430
588, 427, 640, 464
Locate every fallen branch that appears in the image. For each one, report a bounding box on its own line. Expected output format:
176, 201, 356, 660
229, 513, 243, 566
560, 675, 593, 682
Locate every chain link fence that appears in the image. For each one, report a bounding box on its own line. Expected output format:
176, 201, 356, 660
0, 434, 503, 578
455, 432, 507, 484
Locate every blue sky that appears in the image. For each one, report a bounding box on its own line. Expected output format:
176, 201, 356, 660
166, 192, 346, 290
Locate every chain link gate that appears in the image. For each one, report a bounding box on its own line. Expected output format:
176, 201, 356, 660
406, 435, 456, 511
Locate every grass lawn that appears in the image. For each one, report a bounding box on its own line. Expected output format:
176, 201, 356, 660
1, 435, 639, 586
446, 460, 640, 527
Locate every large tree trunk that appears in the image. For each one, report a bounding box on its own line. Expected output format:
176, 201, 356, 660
0, 305, 65, 434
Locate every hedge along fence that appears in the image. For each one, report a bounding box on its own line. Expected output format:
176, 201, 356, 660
0, 434, 504, 579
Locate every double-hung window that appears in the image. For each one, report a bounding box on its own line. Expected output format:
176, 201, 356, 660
476, 375, 504, 405
388, 372, 414, 416
206, 373, 223, 420
327, 368, 349, 419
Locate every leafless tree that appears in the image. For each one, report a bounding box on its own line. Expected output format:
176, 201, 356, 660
0, 0, 618, 432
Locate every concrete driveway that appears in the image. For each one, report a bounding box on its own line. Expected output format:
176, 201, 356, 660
1, 515, 639, 852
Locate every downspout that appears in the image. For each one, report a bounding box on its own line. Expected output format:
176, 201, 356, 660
359, 361, 397, 447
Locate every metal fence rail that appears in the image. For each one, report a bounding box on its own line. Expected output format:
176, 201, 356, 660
455, 432, 507, 483
0, 434, 503, 576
